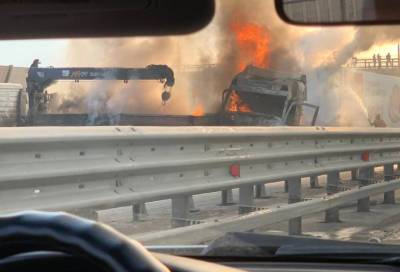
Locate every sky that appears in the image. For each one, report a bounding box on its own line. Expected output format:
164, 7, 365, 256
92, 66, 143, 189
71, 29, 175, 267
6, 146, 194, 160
0, 39, 68, 67
357, 42, 400, 59
0, 34, 399, 68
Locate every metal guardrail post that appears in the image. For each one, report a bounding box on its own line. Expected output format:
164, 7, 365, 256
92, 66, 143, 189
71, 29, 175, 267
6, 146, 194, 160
325, 171, 340, 222
220, 189, 235, 205
288, 177, 302, 235
357, 167, 374, 212
239, 185, 255, 214
132, 203, 148, 221
255, 184, 270, 198
138, 179, 400, 244
384, 164, 396, 204
171, 195, 191, 228
351, 169, 358, 180
188, 195, 199, 212
310, 175, 320, 188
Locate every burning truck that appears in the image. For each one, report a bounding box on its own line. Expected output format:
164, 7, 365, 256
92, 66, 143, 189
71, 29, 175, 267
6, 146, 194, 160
0, 61, 319, 127
219, 65, 319, 126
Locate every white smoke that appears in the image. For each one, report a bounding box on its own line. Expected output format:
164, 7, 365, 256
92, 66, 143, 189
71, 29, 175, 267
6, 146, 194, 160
85, 83, 109, 124
307, 69, 370, 127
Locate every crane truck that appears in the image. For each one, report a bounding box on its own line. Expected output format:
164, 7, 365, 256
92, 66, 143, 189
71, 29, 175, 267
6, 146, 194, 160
33, 65, 318, 126
0, 62, 318, 127
26, 60, 175, 124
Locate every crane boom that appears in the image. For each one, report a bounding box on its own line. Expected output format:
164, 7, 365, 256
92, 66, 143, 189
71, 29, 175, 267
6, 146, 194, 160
25, 60, 175, 123
27, 65, 175, 87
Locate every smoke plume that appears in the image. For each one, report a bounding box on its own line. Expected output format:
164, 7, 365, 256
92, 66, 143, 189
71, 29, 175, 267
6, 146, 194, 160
49, 0, 400, 127
306, 24, 400, 127
53, 0, 312, 117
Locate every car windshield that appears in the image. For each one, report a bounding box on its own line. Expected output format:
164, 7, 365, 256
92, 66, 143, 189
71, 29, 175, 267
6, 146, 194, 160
2, 0, 400, 257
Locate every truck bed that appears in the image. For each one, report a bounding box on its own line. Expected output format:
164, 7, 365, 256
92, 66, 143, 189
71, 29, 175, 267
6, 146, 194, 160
31, 114, 220, 126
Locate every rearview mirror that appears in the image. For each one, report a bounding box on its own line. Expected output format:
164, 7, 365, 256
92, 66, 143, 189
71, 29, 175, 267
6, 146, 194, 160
0, 0, 215, 39
275, 0, 400, 25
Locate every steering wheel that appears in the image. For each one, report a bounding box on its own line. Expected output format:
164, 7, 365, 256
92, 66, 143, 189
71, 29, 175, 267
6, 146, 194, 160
0, 211, 170, 272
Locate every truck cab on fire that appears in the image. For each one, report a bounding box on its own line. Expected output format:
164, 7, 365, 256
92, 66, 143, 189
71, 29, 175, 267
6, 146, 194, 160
220, 65, 319, 126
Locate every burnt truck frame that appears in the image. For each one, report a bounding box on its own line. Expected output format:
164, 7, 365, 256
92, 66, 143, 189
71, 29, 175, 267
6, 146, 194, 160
219, 65, 319, 126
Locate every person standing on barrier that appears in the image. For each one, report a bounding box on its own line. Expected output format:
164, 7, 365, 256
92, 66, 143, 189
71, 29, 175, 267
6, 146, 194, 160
377, 54, 382, 68
352, 57, 357, 67
386, 52, 391, 67
372, 114, 387, 127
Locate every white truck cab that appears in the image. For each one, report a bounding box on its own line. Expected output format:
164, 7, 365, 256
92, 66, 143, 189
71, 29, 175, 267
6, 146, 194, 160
0, 83, 28, 126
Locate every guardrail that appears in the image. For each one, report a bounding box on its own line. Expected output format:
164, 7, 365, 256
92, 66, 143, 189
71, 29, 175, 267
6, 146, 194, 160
136, 178, 400, 245
1, 126, 400, 230
346, 57, 400, 69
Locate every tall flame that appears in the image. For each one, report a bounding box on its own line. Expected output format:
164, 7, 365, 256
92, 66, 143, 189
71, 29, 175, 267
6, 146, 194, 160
228, 91, 252, 113
231, 20, 270, 71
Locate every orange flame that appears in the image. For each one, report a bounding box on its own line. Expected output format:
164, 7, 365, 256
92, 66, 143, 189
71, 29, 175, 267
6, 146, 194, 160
228, 91, 252, 113
192, 105, 205, 116
231, 20, 270, 71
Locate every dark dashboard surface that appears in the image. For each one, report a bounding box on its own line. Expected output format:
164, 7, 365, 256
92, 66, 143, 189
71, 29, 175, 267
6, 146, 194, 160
220, 262, 399, 272
0, 251, 399, 272
156, 252, 400, 272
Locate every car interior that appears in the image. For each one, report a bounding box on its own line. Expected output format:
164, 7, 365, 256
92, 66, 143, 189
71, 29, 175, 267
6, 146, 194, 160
0, 0, 400, 272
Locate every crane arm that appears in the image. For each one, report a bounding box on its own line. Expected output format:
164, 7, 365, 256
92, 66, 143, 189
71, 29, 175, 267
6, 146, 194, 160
25, 60, 175, 123
27, 65, 175, 89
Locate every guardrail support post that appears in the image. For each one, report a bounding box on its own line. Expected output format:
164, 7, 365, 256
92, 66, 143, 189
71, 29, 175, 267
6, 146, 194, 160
351, 169, 358, 180
325, 171, 340, 222
357, 167, 374, 212
239, 185, 255, 214
221, 189, 235, 205
288, 177, 302, 235
310, 175, 320, 188
132, 203, 148, 221
255, 184, 270, 198
284, 180, 289, 193
171, 195, 191, 228
188, 195, 199, 212
384, 164, 396, 204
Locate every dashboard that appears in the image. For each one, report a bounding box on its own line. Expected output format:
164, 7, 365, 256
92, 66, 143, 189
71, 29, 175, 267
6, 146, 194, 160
219, 262, 399, 272
155, 254, 400, 272
0, 212, 398, 272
